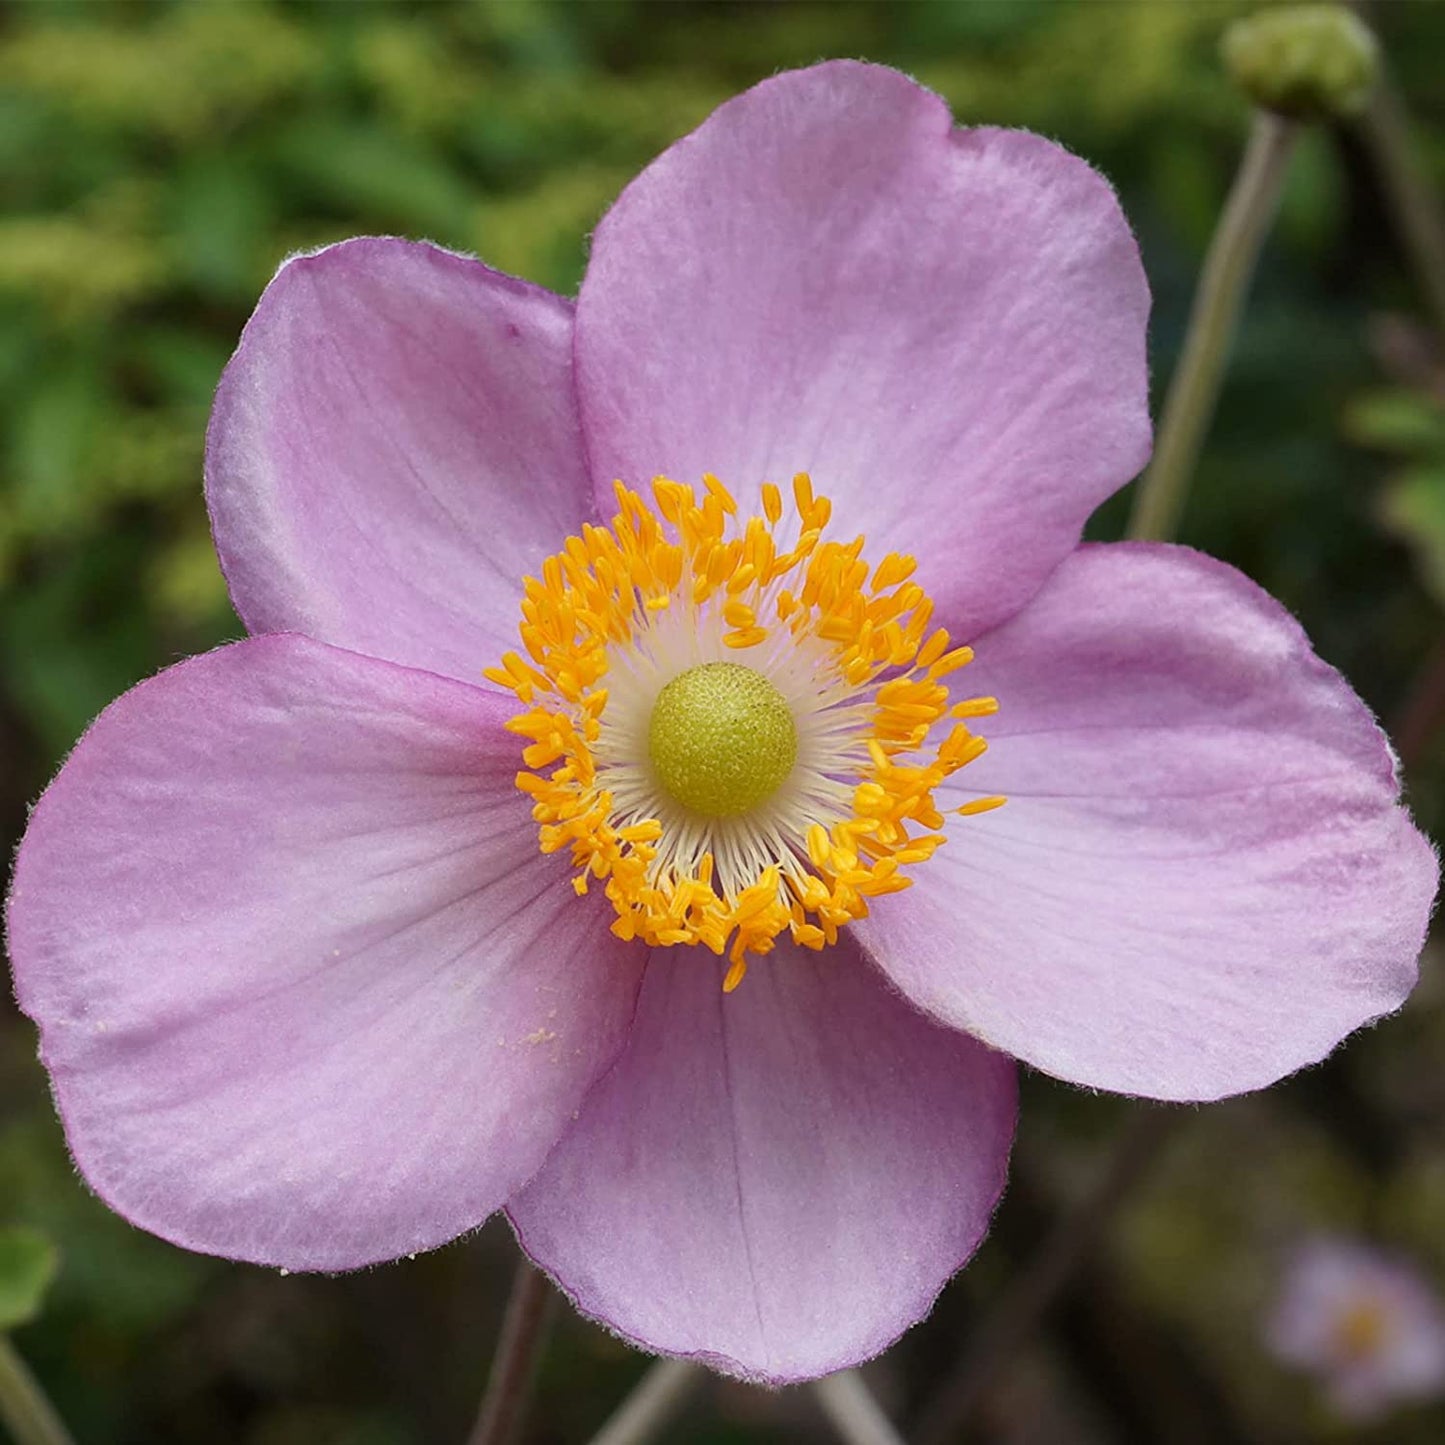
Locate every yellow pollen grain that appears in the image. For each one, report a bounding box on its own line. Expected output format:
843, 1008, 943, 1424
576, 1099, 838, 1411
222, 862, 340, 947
489, 472, 1003, 983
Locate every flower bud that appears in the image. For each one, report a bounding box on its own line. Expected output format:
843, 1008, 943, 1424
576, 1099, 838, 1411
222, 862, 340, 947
1223, 5, 1380, 121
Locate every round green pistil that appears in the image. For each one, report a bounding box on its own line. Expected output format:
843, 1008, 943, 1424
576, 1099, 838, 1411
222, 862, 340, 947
648, 662, 798, 819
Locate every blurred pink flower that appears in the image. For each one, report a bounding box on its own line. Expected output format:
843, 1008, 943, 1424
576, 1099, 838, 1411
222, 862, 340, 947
1267, 1237, 1445, 1420
6, 62, 1438, 1383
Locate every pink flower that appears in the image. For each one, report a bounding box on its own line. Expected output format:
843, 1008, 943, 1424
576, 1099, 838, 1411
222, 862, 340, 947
5, 63, 1437, 1384
1267, 1237, 1445, 1420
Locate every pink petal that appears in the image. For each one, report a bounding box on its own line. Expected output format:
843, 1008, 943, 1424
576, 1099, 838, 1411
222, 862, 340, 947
857, 543, 1438, 1102
508, 940, 1015, 1384
206, 238, 592, 682
575, 60, 1150, 638
7, 636, 644, 1269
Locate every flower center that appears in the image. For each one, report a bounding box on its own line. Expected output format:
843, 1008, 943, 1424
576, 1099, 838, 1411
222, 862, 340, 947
486, 472, 1005, 991
648, 662, 798, 818
1333, 1298, 1390, 1364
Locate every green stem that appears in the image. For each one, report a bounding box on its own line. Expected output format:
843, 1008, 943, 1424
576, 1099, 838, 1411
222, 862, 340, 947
1359, 78, 1445, 338
1129, 110, 1299, 542
0, 1336, 75, 1445
811, 1370, 908, 1445
587, 1360, 702, 1445
465, 1259, 554, 1445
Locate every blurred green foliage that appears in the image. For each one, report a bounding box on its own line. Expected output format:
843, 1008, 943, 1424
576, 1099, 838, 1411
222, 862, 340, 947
1350, 380, 1445, 607
2, 1, 1444, 1442
0, 1225, 57, 1330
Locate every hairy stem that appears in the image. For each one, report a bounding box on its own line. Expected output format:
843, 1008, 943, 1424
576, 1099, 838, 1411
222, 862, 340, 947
1129, 111, 1298, 541
912, 1107, 1180, 1445
0, 1336, 75, 1445
587, 1359, 702, 1445
466, 1259, 554, 1445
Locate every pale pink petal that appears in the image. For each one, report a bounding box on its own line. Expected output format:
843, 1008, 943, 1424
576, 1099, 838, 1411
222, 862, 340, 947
206, 238, 591, 682
508, 940, 1015, 1384
575, 60, 1150, 638
7, 636, 644, 1269
857, 544, 1438, 1102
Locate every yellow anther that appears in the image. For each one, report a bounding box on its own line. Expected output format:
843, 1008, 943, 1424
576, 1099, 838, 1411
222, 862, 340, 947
491, 471, 1001, 984
871, 553, 917, 592
928, 646, 975, 679
726, 565, 757, 596
956, 795, 1007, 816
950, 696, 999, 719
916, 628, 951, 669
703, 474, 738, 514
723, 626, 769, 649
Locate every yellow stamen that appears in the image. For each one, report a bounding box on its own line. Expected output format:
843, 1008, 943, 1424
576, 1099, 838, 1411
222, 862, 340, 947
489, 474, 1004, 980
950, 696, 999, 719
957, 795, 1008, 816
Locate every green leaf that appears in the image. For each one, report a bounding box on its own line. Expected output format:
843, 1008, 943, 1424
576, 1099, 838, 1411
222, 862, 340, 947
274, 120, 473, 240
1346, 390, 1445, 454
169, 155, 275, 302
1383, 465, 1445, 608
0, 1226, 59, 1330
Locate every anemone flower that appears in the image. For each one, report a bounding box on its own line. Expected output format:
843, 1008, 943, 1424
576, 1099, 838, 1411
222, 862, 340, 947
6, 61, 1437, 1385
1267, 1237, 1445, 1420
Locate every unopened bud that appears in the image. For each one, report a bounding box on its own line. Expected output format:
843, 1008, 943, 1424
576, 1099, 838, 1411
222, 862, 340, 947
1223, 5, 1380, 121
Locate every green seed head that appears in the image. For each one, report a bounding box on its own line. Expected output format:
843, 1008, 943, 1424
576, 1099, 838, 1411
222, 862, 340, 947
648, 662, 798, 818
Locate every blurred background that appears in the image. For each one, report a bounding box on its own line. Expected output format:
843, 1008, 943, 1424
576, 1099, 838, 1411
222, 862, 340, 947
2, 1, 1444, 1442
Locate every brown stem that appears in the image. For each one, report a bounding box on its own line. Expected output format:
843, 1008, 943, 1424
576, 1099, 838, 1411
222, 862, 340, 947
1391, 635, 1445, 772
465, 1259, 554, 1445
1358, 78, 1445, 339
912, 1106, 1181, 1445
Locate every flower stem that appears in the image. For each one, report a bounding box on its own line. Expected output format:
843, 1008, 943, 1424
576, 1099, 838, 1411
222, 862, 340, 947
811, 1370, 907, 1445
0, 1336, 75, 1445
912, 1106, 1179, 1445
1359, 77, 1445, 338
1392, 636, 1445, 772
1128, 110, 1299, 542
587, 1359, 702, 1445
466, 1258, 554, 1445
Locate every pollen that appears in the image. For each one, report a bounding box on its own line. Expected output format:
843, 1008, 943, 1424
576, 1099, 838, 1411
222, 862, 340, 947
484, 472, 1003, 991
